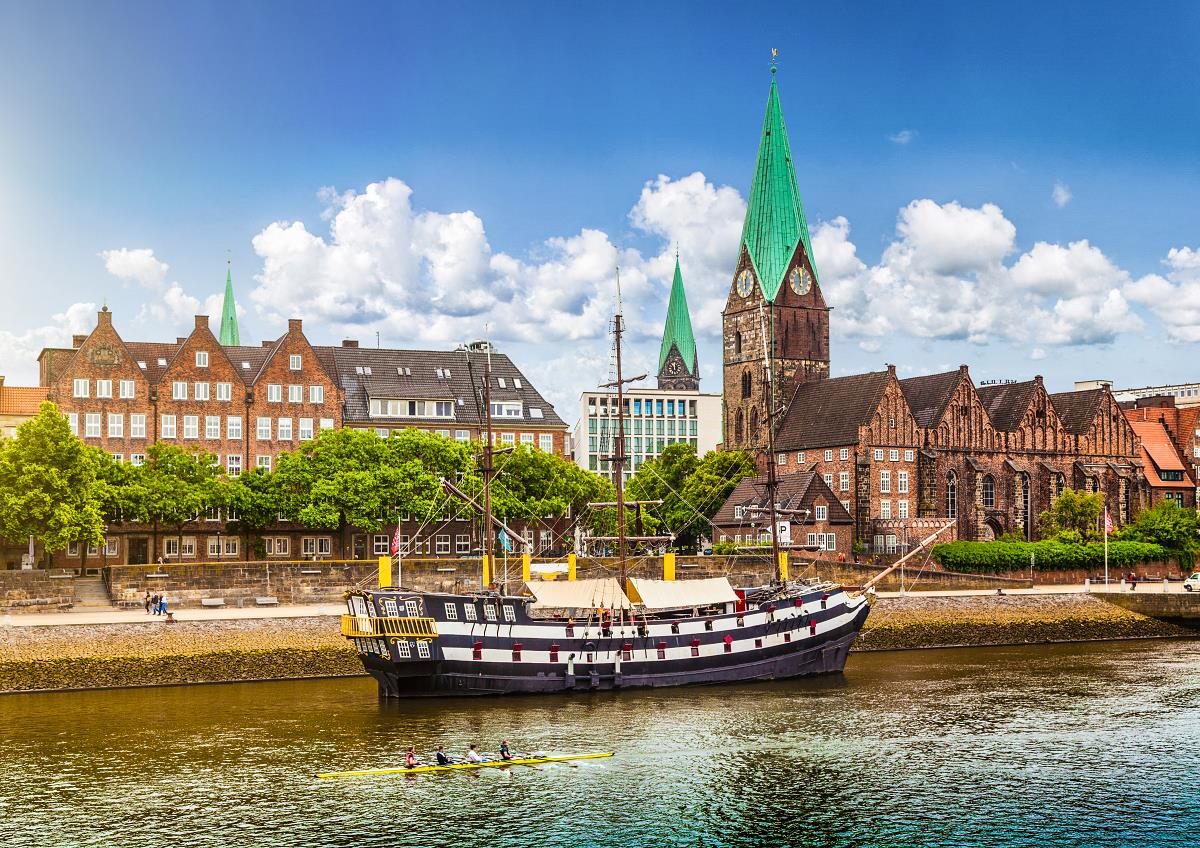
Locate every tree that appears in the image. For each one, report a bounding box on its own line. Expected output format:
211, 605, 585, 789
1037, 488, 1104, 542
490, 444, 613, 550
226, 468, 282, 560
1117, 500, 1200, 569
0, 401, 105, 561
124, 443, 224, 561
673, 449, 757, 551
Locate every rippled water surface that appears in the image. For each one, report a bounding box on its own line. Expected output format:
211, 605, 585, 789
2, 640, 1198, 848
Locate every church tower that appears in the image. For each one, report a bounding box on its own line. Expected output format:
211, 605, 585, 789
722, 69, 830, 451
219, 261, 240, 346
657, 255, 700, 391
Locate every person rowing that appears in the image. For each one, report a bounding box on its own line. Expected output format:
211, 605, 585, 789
435, 745, 453, 766
466, 744, 483, 763
499, 740, 514, 761
404, 745, 422, 769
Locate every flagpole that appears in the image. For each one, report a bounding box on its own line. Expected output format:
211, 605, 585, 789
1104, 508, 1109, 587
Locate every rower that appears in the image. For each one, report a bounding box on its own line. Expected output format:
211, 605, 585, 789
466, 744, 483, 763
404, 745, 420, 769
499, 740, 514, 761
436, 745, 452, 766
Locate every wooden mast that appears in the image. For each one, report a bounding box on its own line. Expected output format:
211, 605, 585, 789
481, 343, 497, 589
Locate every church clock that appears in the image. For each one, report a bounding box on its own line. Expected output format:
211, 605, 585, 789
736, 268, 755, 298
788, 266, 812, 296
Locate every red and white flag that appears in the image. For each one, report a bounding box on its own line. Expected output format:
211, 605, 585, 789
1104, 508, 1113, 535
390, 523, 402, 555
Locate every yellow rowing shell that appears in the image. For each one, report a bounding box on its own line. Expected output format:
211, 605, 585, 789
317, 751, 614, 778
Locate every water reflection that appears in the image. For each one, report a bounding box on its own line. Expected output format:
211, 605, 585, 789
1, 640, 1197, 847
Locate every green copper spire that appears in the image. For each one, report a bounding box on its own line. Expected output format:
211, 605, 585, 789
739, 72, 817, 303
657, 255, 698, 374
219, 262, 240, 346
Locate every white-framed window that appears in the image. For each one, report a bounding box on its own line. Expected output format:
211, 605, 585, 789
227, 416, 242, 439
95, 379, 112, 398
456, 534, 471, 553
839, 471, 850, 492
320, 418, 334, 431
824, 533, 837, 551
223, 537, 239, 556
277, 418, 293, 440
257, 455, 272, 470
521, 433, 534, 446
318, 538, 331, 556
886, 534, 898, 554
396, 535, 410, 555
119, 379, 135, 399
898, 499, 909, 519
404, 599, 420, 617
484, 603, 497, 621
183, 415, 199, 439
898, 471, 909, 494
777, 453, 787, 466
289, 354, 302, 370
194, 382, 210, 401
840, 448, 849, 461
373, 535, 389, 555
131, 453, 145, 466
267, 384, 282, 403
207, 537, 222, 557
288, 384, 302, 403
84, 413, 101, 438
824, 449, 833, 462
227, 455, 242, 477
67, 413, 78, 435
309, 385, 324, 403
302, 537, 317, 556
105, 538, 119, 557
455, 429, 470, 442
164, 538, 179, 557
873, 448, 884, 461
823, 473, 833, 487
435, 535, 451, 554
539, 433, 553, 452
540, 530, 552, 552
256, 417, 271, 440
904, 449, 914, 462
73, 378, 89, 398
204, 506, 220, 522
416, 641, 431, 659
503, 605, 516, 622
195, 351, 209, 367
216, 382, 232, 402
161, 414, 176, 439
889, 449, 899, 462
181, 537, 196, 557
129, 413, 145, 438
299, 418, 313, 440
796, 451, 805, 464
172, 381, 187, 400
464, 604, 478, 622
274, 537, 289, 556
841, 500, 851, 512
880, 500, 892, 519
880, 470, 891, 493
501, 432, 515, 445
110, 453, 123, 463
205, 416, 220, 439
107, 413, 123, 438
226, 507, 240, 521
443, 603, 459, 621
815, 505, 828, 521
807, 533, 818, 548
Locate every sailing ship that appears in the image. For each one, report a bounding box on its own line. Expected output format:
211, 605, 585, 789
341, 286, 879, 697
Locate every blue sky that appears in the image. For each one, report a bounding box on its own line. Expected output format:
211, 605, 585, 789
1, 1, 1198, 419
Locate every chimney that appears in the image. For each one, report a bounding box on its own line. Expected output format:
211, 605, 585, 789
262, 340, 274, 347
341, 339, 359, 348
96, 306, 112, 328
886, 363, 896, 378
176, 337, 186, 344
0, 375, 5, 387
195, 315, 209, 330
288, 318, 303, 333
72, 334, 87, 348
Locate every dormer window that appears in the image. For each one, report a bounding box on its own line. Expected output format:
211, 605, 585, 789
242, 361, 251, 370
513, 378, 522, 389
397, 367, 412, 376
529, 408, 543, 419
157, 358, 167, 366
196, 351, 209, 367
137, 361, 147, 369
289, 354, 302, 370
497, 377, 507, 388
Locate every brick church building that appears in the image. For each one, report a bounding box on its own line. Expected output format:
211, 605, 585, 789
718, 71, 1151, 554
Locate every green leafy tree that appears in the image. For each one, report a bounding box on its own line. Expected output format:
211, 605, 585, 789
674, 449, 757, 551
491, 445, 614, 550
124, 443, 224, 561
626, 443, 700, 547
226, 468, 283, 561
0, 401, 105, 561
1037, 488, 1104, 542
1117, 500, 1199, 570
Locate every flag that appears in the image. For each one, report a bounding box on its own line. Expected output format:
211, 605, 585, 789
1104, 508, 1113, 535
390, 523, 401, 555
499, 529, 513, 552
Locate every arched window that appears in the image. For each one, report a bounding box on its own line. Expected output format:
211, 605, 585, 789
735, 331, 743, 355
947, 471, 957, 519
741, 370, 752, 399
1088, 475, 1099, 494
734, 410, 744, 444
981, 475, 995, 509
1054, 473, 1065, 499
1016, 471, 1031, 539
749, 407, 760, 439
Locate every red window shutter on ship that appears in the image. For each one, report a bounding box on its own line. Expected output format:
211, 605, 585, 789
512, 643, 523, 661
794, 598, 803, 608
690, 638, 700, 657
724, 634, 733, 653
549, 643, 560, 662
657, 641, 667, 659
622, 643, 632, 660
472, 641, 483, 660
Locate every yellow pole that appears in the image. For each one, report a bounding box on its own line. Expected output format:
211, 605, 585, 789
521, 552, 531, 583
378, 555, 391, 589
778, 551, 789, 581
663, 552, 676, 581
482, 554, 491, 588
567, 553, 577, 581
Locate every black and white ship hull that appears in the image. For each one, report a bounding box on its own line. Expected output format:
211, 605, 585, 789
342, 583, 870, 698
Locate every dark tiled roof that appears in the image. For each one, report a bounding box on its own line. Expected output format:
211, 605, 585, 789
1049, 389, 1105, 435
899, 370, 962, 428
323, 345, 565, 429
774, 370, 891, 451
975, 380, 1037, 431
712, 471, 854, 525
124, 342, 183, 384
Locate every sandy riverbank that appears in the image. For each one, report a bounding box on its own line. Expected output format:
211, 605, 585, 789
1, 596, 1192, 693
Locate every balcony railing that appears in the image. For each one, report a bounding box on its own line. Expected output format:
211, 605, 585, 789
340, 614, 438, 639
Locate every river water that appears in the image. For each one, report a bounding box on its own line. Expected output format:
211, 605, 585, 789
2, 640, 1197, 848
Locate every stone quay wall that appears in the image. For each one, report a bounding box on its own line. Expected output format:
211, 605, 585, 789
1, 569, 77, 611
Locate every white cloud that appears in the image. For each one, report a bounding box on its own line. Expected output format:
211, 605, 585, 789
1124, 247, 1200, 342
889, 129, 917, 145
0, 302, 97, 385
99, 247, 228, 333
1052, 182, 1073, 208
100, 248, 169, 289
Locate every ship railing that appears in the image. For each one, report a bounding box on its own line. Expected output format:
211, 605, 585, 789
341, 615, 439, 639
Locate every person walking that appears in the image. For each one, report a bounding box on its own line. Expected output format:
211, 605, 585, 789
159, 594, 169, 616
143, 590, 152, 614
1129, 570, 1138, 591
151, 593, 161, 616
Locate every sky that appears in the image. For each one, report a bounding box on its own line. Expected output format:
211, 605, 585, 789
1, 1, 1198, 424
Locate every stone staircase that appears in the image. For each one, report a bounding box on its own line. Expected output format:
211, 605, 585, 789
72, 576, 113, 607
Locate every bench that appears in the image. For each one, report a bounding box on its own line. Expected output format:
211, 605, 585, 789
255, 596, 280, 607
115, 599, 142, 609
57, 602, 74, 610
201, 598, 226, 608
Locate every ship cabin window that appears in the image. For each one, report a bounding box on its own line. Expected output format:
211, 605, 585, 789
463, 604, 478, 621
404, 599, 420, 618
417, 641, 431, 659
670, 622, 680, 634
396, 641, 412, 658
509, 644, 522, 661
657, 642, 667, 659
443, 603, 458, 620
784, 632, 792, 643
755, 639, 763, 649
565, 622, 574, 637
484, 603, 497, 621
549, 643, 560, 662
382, 598, 399, 617
472, 641, 483, 660
622, 643, 632, 661
724, 635, 734, 653
503, 605, 516, 623
704, 620, 714, 631
736, 616, 744, 627
690, 638, 700, 657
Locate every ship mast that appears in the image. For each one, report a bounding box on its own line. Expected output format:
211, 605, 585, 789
760, 304, 784, 582
481, 345, 496, 586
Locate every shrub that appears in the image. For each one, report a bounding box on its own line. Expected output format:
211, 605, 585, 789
931, 540, 1167, 574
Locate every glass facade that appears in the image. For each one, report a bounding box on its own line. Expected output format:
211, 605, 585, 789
582, 392, 702, 484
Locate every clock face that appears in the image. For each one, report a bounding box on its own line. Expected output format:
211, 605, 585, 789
667, 361, 681, 375
789, 266, 813, 296
736, 268, 755, 298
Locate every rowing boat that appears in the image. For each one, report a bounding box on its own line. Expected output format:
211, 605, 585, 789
317, 751, 614, 778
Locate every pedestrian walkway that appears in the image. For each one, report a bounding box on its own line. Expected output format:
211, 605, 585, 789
3, 602, 345, 628
875, 581, 1188, 599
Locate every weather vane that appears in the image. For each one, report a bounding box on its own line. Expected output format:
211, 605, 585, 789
771, 47, 779, 74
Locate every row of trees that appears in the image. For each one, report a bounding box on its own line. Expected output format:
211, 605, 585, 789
0, 403, 759, 562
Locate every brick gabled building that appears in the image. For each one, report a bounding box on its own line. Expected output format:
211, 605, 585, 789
1121, 396, 1199, 509
712, 471, 855, 555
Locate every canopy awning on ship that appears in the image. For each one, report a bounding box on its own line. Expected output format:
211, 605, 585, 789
626, 577, 739, 610
524, 577, 632, 610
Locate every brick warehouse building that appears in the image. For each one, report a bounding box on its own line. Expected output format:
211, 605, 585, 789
716, 73, 1150, 553
33, 305, 569, 567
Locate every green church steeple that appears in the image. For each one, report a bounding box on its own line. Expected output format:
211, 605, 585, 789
739, 71, 817, 303
219, 262, 240, 346
657, 254, 699, 391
